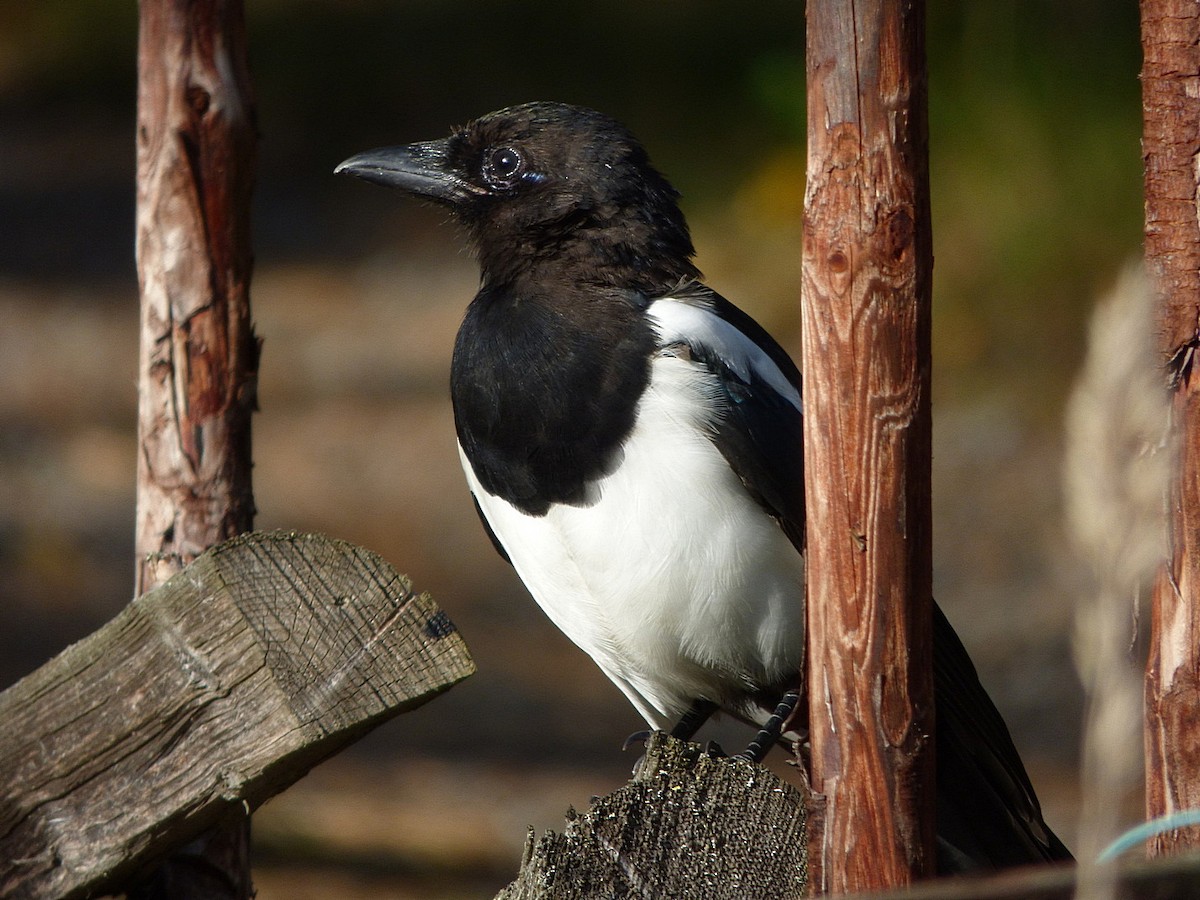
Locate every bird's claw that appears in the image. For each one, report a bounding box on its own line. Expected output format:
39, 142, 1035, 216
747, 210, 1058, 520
622, 729, 653, 752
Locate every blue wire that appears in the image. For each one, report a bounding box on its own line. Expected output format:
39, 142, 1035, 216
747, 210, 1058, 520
1098, 808, 1200, 862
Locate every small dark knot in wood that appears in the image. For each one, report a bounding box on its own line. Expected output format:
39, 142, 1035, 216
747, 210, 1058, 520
186, 84, 211, 116
880, 207, 915, 269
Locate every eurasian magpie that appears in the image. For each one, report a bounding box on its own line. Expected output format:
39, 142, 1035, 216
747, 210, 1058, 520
337, 101, 1071, 872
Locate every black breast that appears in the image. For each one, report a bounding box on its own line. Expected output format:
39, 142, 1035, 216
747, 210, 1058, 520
450, 283, 656, 515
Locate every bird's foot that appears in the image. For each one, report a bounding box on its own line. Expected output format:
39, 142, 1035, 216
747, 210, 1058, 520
623, 729, 659, 777
624, 729, 728, 776
733, 689, 802, 763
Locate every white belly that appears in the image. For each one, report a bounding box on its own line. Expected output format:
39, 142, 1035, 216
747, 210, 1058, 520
461, 354, 806, 729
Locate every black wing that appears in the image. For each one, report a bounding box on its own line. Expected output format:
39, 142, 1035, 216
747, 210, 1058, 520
660, 283, 1071, 872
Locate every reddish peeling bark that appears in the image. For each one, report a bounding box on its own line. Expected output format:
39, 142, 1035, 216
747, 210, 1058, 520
802, 0, 936, 891
135, 0, 258, 597
1141, 0, 1200, 859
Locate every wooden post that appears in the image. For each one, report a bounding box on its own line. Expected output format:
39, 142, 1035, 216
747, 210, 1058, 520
801, 0, 935, 890
134, 0, 259, 894
1141, 0, 1200, 858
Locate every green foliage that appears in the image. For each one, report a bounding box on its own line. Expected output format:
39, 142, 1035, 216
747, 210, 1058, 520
925, 3, 1143, 412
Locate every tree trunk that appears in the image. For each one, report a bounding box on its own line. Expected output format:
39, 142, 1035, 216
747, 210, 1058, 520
134, 0, 259, 894
1141, 0, 1200, 858
801, 0, 935, 890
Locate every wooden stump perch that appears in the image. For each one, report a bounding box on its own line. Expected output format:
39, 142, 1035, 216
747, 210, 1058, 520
495, 733, 811, 900
0, 531, 475, 900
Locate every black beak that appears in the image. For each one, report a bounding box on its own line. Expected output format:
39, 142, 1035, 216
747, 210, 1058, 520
335, 138, 471, 203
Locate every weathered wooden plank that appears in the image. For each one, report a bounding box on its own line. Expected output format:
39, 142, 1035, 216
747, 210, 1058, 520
494, 733, 811, 900
802, 0, 935, 890
0, 531, 475, 900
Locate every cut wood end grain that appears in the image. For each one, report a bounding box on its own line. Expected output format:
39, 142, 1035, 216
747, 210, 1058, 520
495, 733, 811, 900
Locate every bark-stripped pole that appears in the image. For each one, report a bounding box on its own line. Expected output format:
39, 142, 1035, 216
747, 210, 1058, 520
134, 0, 259, 894
1141, 0, 1200, 859
801, 0, 935, 890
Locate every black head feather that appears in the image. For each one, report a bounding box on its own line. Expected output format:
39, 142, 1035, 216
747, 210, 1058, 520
340, 102, 700, 293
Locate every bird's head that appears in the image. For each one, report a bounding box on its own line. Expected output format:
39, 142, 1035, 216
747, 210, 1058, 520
337, 102, 699, 289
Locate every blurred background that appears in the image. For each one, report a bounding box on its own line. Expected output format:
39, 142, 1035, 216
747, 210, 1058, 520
0, 1, 1144, 896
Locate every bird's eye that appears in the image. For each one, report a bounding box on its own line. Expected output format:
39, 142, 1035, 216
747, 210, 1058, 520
482, 146, 525, 189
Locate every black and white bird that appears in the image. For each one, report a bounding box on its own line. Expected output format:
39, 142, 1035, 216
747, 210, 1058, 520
337, 101, 1071, 872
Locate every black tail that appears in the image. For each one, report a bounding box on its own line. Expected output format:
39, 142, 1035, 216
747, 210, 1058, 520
931, 602, 1072, 871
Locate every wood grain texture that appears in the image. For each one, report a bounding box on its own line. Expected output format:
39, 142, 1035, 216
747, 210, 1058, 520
0, 531, 475, 900
495, 733, 810, 900
134, 0, 259, 595
1141, 0, 1200, 859
134, 1, 260, 891
802, 0, 935, 890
